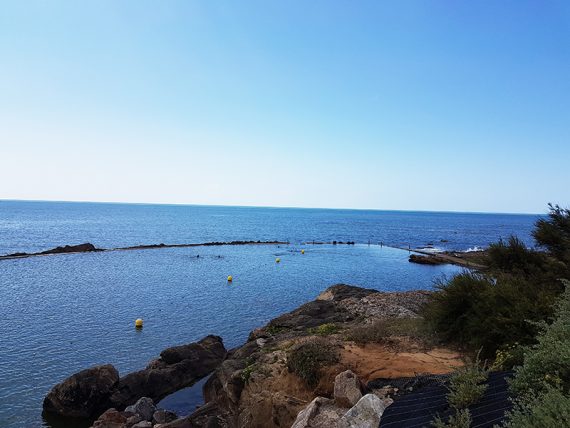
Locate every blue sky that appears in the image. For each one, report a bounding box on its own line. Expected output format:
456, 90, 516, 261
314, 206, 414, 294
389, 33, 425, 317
1, 1, 568, 213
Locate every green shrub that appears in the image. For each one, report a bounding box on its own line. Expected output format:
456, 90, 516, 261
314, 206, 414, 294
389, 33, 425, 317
307, 323, 341, 336
487, 236, 549, 277
422, 272, 558, 358
431, 408, 471, 428
287, 338, 339, 387
501, 281, 570, 427
509, 280, 570, 397
502, 387, 570, 428
533, 203, 570, 265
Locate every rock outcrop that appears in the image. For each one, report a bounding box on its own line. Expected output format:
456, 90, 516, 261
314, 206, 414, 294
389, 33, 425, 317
43, 335, 226, 421
167, 284, 441, 428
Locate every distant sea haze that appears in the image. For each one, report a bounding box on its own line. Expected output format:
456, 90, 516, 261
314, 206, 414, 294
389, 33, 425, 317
0, 200, 538, 427
0, 200, 538, 255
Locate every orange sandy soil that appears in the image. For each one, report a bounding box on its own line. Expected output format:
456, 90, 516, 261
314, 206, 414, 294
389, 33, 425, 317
340, 341, 464, 382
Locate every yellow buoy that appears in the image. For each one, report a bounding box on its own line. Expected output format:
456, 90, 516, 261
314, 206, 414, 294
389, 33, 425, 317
135, 318, 143, 328
227, 275, 233, 282
276, 258, 281, 263
301, 249, 305, 254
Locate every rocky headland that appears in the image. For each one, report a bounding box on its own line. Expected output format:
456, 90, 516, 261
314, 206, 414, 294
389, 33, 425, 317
44, 284, 465, 428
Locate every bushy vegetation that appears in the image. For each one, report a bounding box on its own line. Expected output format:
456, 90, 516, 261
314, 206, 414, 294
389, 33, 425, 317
346, 317, 425, 344
287, 338, 339, 387
423, 204, 570, 359
501, 280, 570, 427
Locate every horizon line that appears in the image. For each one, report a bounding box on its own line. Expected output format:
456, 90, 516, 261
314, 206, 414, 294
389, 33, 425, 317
0, 198, 544, 217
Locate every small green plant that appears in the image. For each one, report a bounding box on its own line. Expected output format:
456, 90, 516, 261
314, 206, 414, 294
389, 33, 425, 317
447, 354, 488, 409
265, 324, 289, 335
241, 363, 256, 383
287, 338, 339, 387
431, 408, 471, 428
308, 323, 340, 336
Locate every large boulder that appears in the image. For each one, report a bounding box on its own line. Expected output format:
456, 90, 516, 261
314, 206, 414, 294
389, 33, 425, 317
43, 364, 119, 418
339, 394, 386, 428
334, 370, 363, 408
291, 397, 345, 428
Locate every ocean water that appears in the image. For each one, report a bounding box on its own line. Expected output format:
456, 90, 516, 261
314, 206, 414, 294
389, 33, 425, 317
0, 201, 538, 427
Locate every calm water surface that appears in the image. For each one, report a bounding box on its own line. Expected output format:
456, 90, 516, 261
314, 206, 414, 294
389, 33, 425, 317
0, 201, 538, 427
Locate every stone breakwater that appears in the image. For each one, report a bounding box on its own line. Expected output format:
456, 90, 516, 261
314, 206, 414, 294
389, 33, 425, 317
0, 240, 289, 261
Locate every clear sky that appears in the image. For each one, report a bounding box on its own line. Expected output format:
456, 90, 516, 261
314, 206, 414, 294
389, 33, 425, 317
1, 1, 568, 213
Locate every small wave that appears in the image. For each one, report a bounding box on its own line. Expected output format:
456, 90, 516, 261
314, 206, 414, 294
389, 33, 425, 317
464, 246, 484, 253
416, 246, 444, 254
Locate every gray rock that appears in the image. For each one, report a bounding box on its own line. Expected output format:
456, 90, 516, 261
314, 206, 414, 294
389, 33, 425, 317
339, 394, 387, 428
125, 414, 142, 426
334, 370, 363, 408
125, 397, 156, 422
291, 397, 332, 428
153, 409, 178, 424
291, 396, 347, 428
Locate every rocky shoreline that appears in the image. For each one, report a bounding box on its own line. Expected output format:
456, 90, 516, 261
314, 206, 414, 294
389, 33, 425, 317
43, 284, 464, 428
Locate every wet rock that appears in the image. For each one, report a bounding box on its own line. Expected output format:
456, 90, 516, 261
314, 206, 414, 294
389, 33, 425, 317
409, 254, 447, 265
43, 364, 119, 418
339, 394, 386, 428
334, 370, 363, 408
124, 397, 155, 421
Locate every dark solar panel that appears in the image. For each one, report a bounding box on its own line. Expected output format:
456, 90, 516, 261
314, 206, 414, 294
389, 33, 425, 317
378, 371, 513, 428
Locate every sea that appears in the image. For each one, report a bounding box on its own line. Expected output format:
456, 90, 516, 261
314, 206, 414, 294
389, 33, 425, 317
0, 200, 539, 427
